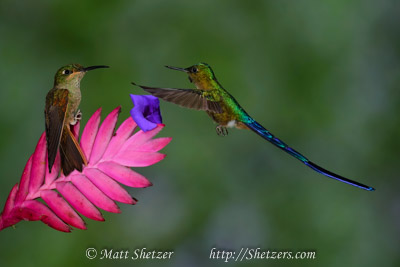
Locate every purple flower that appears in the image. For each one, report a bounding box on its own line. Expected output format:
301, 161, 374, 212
130, 94, 162, 132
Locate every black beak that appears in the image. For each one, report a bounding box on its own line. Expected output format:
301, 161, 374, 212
165, 65, 189, 73
83, 65, 109, 72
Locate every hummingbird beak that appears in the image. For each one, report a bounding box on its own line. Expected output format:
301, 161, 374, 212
165, 65, 189, 73
82, 65, 109, 72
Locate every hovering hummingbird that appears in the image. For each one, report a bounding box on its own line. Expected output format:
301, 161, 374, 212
132, 63, 375, 191
45, 64, 109, 175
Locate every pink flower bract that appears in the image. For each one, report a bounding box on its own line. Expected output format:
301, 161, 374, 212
0, 106, 171, 232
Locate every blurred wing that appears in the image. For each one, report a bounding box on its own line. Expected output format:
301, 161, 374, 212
135, 84, 223, 113
45, 88, 69, 172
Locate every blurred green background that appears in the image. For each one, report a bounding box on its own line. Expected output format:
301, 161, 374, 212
0, 0, 399, 266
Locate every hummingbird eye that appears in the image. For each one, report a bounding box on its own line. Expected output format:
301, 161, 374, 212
191, 67, 198, 73
62, 69, 72, 75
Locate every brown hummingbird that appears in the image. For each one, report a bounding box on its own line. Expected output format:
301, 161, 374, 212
45, 64, 109, 175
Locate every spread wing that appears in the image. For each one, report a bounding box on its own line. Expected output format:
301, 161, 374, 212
45, 88, 69, 173
133, 83, 223, 113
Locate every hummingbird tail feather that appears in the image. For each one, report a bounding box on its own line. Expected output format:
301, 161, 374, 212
244, 120, 375, 191
60, 127, 87, 176
304, 161, 375, 191
245, 120, 307, 161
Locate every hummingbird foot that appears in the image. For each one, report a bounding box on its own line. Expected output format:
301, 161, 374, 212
216, 125, 228, 136
71, 110, 82, 125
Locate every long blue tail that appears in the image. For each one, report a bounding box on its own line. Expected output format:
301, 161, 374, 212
245, 120, 375, 191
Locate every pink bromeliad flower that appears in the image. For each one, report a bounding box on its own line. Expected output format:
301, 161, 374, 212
0, 105, 171, 232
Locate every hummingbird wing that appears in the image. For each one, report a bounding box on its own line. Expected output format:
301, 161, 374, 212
59, 126, 87, 175
45, 88, 69, 173
133, 83, 223, 113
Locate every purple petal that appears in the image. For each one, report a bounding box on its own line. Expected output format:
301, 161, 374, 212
130, 94, 162, 132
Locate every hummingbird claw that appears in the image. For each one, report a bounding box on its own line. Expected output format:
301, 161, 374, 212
71, 110, 82, 125
216, 125, 228, 136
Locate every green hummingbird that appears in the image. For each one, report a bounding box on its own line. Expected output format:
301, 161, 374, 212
132, 63, 375, 191
45, 64, 109, 175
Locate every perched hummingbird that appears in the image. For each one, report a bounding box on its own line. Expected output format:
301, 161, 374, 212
45, 64, 109, 175
132, 63, 375, 191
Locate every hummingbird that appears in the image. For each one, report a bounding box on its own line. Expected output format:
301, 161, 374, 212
132, 63, 375, 191
45, 64, 109, 175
